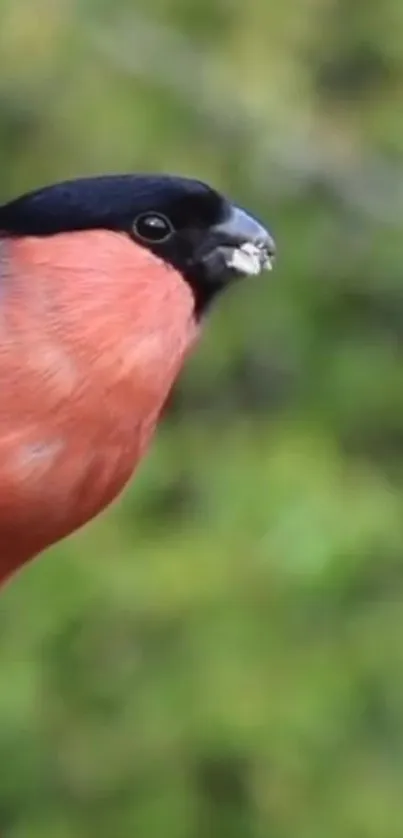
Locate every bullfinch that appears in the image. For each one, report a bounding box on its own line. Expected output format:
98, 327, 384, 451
0, 173, 275, 583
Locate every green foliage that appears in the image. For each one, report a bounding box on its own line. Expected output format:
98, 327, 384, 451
2, 0, 403, 834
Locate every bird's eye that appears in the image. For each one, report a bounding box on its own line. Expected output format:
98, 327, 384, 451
132, 212, 174, 243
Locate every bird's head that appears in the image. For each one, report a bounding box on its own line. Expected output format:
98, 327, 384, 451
0, 173, 275, 315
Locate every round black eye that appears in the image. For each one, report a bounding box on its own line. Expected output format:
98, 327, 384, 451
132, 212, 174, 243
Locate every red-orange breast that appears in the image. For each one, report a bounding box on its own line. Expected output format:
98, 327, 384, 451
0, 174, 275, 582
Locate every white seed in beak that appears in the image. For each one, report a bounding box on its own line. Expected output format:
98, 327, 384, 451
227, 242, 271, 276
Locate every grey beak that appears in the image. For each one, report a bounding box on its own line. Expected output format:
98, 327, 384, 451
212, 205, 276, 261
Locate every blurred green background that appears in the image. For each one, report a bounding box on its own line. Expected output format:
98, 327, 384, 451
2, 0, 403, 835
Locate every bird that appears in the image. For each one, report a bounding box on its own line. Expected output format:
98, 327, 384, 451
0, 173, 275, 584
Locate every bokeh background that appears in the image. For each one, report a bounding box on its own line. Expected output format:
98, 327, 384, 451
2, 0, 403, 835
